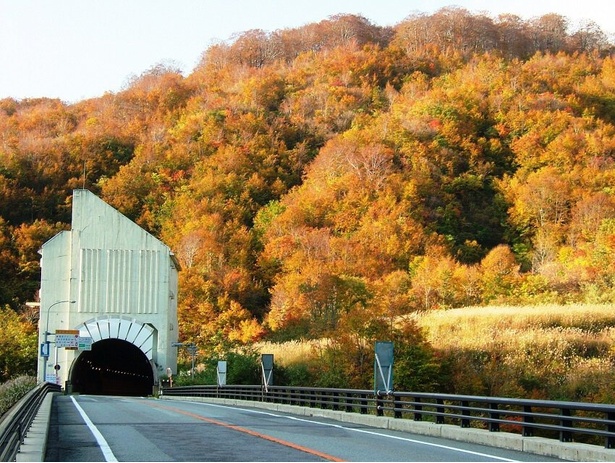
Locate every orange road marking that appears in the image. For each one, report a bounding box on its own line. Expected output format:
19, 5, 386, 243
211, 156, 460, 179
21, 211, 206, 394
148, 402, 345, 462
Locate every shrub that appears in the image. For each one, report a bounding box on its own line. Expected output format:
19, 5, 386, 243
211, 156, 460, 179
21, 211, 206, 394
174, 350, 261, 386
275, 363, 313, 386
0, 376, 37, 417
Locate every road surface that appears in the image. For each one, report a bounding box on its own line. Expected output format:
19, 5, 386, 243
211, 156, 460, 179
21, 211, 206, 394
44, 395, 564, 462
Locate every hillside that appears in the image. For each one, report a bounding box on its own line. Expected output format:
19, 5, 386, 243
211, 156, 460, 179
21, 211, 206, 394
1, 8, 615, 355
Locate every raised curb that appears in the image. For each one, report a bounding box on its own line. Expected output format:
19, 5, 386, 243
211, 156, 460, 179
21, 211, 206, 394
15, 392, 56, 462
161, 395, 615, 462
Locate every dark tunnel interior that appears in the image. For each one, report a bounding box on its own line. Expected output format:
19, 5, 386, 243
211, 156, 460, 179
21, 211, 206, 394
71, 339, 154, 396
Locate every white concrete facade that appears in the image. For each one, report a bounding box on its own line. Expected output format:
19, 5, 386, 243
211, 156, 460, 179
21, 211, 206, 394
37, 189, 179, 389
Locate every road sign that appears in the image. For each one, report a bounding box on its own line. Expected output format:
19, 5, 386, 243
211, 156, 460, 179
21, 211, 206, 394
261, 354, 274, 391
186, 345, 198, 355
78, 336, 93, 351
217, 361, 227, 386
40, 342, 50, 357
55, 333, 79, 348
374, 341, 394, 394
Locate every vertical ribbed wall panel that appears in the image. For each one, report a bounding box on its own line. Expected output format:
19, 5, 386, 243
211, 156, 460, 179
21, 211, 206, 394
122, 250, 133, 314
137, 249, 162, 315
79, 248, 106, 313
112, 249, 133, 314
106, 249, 114, 313
79, 248, 164, 315
138, 250, 149, 314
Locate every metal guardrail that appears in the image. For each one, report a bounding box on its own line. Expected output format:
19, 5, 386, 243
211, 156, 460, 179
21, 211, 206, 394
0, 382, 61, 462
161, 384, 615, 449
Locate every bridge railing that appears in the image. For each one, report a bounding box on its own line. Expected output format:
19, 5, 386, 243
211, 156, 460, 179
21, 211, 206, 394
0, 382, 61, 462
161, 384, 615, 449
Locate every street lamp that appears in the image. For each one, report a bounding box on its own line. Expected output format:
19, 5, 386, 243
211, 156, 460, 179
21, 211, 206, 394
41, 300, 76, 383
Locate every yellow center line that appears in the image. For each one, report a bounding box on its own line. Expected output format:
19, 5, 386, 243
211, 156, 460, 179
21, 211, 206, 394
147, 402, 345, 462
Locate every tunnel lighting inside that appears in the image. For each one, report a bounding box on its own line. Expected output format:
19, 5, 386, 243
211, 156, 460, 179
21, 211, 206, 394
71, 339, 154, 396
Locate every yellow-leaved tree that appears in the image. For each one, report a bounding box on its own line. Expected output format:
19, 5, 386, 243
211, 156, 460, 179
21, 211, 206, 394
0, 306, 37, 382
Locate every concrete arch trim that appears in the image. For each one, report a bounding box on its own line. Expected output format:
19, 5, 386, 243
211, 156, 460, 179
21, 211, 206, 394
76, 315, 156, 360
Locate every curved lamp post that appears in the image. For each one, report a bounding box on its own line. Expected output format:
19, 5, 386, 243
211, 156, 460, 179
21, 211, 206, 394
42, 299, 76, 383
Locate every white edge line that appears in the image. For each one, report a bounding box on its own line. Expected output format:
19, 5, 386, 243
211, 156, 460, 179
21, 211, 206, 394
191, 401, 518, 462
70, 396, 118, 462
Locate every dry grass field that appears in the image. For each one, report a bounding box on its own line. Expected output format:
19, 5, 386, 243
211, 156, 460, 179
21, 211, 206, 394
255, 339, 325, 366
256, 304, 615, 401
413, 304, 615, 400
414, 304, 615, 346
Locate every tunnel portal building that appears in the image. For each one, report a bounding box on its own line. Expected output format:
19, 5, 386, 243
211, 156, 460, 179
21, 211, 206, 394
37, 189, 179, 395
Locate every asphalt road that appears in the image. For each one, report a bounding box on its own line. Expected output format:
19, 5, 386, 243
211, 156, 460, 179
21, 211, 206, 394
44, 395, 564, 462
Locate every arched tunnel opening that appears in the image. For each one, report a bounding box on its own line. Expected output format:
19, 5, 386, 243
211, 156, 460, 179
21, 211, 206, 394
71, 338, 154, 396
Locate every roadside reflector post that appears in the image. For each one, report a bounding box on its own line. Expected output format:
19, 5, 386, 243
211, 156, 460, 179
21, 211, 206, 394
374, 341, 394, 417
261, 354, 274, 398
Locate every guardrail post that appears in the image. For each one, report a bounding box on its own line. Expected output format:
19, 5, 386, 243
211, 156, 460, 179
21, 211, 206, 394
394, 394, 402, 419
523, 405, 534, 437
360, 393, 368, 414
333, 391, 340, 411
606, 412, 615, 448
413, 396, 422, 421
376, 393, 384, 417
489, 403, 500, 432
560, 408, 573, 442
345, 393, 353, 413
436, 398, 445, 424
461, 401, 471, 428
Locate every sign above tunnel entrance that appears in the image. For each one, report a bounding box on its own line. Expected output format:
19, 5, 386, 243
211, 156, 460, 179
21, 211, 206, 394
54, 330, 92, 351
55, 330, 79, 348
78, 336, 93, 351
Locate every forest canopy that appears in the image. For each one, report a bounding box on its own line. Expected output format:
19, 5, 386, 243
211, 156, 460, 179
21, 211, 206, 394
1, 8, 615, 351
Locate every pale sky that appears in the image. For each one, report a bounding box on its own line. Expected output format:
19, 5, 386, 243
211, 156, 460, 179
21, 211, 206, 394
1, 1, 613, 103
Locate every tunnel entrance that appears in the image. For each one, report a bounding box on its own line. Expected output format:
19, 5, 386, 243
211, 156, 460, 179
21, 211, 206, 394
71, 338, 154, 396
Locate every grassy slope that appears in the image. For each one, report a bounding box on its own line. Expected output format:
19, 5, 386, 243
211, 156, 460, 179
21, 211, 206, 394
258, 305, 615, 402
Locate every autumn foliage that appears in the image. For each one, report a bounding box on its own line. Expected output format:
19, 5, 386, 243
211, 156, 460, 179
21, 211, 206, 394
1, 9, 615, 378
